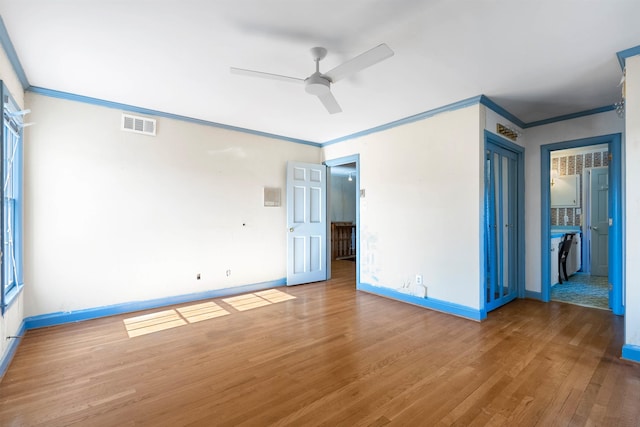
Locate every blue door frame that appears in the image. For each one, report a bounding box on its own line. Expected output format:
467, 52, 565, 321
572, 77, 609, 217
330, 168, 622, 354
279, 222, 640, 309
540, 133, 623, 315
483, 131, 525, 313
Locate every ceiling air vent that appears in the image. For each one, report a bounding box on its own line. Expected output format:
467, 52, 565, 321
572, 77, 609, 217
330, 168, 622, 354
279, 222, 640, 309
121, 113, 156, 136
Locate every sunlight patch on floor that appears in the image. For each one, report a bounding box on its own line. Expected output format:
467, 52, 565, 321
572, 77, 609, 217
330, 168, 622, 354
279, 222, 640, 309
222, 293, 273, 311
177, 301, 230, 323
123, 309, 187, 338
124, 289, 296, 337
223, 289, 297, 311
255, 289, 297, 303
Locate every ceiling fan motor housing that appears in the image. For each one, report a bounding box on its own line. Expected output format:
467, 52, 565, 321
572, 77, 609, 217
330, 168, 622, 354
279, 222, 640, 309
305, 73, 331, 95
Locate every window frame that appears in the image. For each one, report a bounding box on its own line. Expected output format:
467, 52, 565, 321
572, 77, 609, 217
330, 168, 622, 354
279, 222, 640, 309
1, 82, 24, 315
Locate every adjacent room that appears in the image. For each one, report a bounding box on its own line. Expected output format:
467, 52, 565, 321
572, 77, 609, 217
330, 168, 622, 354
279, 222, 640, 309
1, 1, 640, 425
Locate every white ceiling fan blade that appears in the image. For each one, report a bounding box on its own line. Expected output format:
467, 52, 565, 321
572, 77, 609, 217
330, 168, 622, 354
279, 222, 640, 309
324, 43, 394, 83
230, 67, 305, 84
317, 91, 342, 114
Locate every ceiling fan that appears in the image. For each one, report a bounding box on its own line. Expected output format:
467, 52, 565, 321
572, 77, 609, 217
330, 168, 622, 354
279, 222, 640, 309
230, 43, 394, 114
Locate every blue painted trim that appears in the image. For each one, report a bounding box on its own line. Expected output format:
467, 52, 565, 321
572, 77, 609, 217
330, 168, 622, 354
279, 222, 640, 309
324, 154, 360, 286
0, 320, 26, 381
524, 105, 616, 129
550, 226, 581, 232
525, 290, 542, 300
24, 278, 286, 330
25, 83, 621, 148
622, 344, 640, 364
321, 95, 484, 146
357, 282, 486, 321
617, 45, 640, 69
320, 95, 618, 148
1, 82, 5, 315
1, 83, 25, 315
2, 284, 23, 312
479, 95, 526, 128
26, 86, 321, 147
483, 131, 526, 312
541, 148, 552, 302
0, 17, 29, 89
608, 134, 623, 315
540, 134, 623, 313
324, 155, 359, 168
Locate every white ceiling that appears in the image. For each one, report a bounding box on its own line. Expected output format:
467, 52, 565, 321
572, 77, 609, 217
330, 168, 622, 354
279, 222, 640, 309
1, 0, 638, 143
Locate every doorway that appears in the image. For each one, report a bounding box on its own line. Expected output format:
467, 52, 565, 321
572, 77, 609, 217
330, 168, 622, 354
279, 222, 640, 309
549, 146, 609, 310
541, 134, 623, 315
484, 131, 524, 312
325, 155, 360, 283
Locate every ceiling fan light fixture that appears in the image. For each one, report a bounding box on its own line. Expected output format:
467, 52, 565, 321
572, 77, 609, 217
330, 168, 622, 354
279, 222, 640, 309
305, 73, 330, 96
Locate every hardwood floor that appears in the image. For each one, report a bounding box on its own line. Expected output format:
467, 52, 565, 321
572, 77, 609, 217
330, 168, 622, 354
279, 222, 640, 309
1, 260, 639, 426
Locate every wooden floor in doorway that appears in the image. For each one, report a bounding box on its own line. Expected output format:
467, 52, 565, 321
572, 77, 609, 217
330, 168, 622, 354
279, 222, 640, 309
1, 260, 639, 426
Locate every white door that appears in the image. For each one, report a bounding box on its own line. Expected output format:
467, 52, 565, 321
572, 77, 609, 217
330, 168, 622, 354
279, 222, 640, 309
286, 161, 327, 285
590, 167, 608, 277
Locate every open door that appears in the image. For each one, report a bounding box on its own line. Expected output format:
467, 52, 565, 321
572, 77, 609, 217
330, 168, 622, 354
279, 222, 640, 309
589, 167, 609, 277
286, 161, 327, 285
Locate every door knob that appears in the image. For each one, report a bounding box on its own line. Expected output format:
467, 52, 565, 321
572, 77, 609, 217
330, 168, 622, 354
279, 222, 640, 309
592, 225, 598, 230
289, 227, 294, 232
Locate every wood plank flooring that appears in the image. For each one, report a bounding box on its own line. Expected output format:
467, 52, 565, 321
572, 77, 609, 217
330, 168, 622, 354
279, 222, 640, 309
1, 260, 639, 426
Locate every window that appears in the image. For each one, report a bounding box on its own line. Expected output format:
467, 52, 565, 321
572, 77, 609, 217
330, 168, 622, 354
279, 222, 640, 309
1, 83, 24, 314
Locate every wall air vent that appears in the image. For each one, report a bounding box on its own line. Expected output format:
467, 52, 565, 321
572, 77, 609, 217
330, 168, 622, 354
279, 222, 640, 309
496, 123, 518, 141
121, 113, 156, 136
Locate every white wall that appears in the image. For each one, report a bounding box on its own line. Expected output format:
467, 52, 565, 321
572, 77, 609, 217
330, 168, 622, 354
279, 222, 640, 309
17, 92, 630, 322
0, 45, 25, 371
625, 54, 640, 347
323, 105, 483, 309
23, 93, 321, 317
523, 110, 624, 294
484, 108, 525, 144
0, 48, 23, 108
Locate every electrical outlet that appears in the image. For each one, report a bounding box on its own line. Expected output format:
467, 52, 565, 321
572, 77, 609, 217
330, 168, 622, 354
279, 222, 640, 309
416, 275, 423, 285
226, 269, 231, 277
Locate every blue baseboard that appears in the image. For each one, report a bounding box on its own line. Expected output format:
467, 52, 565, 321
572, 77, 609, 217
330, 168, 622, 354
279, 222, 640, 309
0, 320, 26, 381
525, 290, 543, 300
23, 278, 286, 330
357, 282, 486, 321
622, 344, 640, 364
